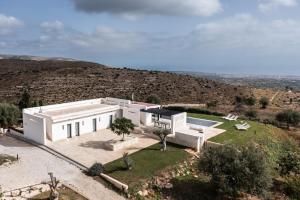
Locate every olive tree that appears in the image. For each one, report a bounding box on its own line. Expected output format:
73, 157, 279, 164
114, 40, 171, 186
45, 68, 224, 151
259, 97, 269, 109
153, 128, 171, 151
146, 95, 161, 104
199, 144, 272, 198
276, 110, 300, 129
111, 117, 134, 141
0, 103, 20, 128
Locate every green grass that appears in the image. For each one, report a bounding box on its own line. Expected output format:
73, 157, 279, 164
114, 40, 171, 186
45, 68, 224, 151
104, 143, 190, 187
188, 113, 289, 146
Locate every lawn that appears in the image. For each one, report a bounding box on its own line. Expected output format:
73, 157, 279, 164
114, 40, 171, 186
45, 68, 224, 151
188, 113, 289, 146
104, 143, 190, 187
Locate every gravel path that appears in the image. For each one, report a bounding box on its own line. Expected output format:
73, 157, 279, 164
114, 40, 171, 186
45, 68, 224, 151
0, 135, 124, 200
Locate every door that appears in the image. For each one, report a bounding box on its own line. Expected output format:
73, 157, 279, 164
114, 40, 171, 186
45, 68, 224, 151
93, 118, 97, 132
67, 124, 72, 138
109, 115, 113, 128
75, 122, 80, 136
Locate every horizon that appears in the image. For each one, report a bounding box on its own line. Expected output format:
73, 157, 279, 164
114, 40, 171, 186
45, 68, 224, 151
1, 0, 300, 75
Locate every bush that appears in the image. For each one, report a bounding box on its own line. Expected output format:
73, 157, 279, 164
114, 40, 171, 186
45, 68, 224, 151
88, 162, 104, 176
244, 97, 256, 106
199, 144, 272, 198
206, 100, 218, 109
276, 110, 300, 129
259, 97, 269, 109
146, 95, 161, 104
245, 110, 257, 119
166, 106, 224, 116
279, 150, 300, 175
0, 103, 20, 128
284, 175, 300, 200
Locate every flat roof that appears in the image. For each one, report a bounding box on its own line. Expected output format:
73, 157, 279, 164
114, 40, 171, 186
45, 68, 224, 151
140, 108, 183, 116
41, 103, 119, 121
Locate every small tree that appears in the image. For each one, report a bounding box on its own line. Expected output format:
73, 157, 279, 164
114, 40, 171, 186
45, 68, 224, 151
245, 110, 257, 120
244, 97, 256, 106
259, 97, 269, 109
276, 110, 300, 129
206, 100, 218, 109
146, 95, 161, 104
111, 117, 134, 141
48, 172, 59, 200
199, 144, 272, 198
18, 88, 31, 110
122, 152, 133, 170
0, 103, 20, 128
153, 128, 171, 151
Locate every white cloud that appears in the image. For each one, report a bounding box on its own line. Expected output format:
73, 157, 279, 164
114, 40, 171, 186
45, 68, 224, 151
40, 21, 64, 33
0, 14, 22, 35
71, 0, 222, 17
259, 0, 297, 12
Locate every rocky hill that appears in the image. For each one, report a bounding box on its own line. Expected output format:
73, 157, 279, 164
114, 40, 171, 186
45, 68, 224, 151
0, 59, 251, 105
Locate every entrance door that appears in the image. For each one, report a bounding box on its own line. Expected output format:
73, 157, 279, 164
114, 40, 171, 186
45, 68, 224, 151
109, 115, 113, 128
67, 124, 72, 138
75, 122, 80, 136
93, 118, 97, 132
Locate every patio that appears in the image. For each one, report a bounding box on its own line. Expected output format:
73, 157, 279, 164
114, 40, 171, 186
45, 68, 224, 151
47, 129, 159, 168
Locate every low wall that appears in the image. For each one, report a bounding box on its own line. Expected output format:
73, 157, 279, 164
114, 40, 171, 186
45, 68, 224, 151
168, 132, 203, 152
204, 141, 223, 149
100, 173, 129, 192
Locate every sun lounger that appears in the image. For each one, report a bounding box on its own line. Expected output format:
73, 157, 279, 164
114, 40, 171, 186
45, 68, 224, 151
222, 114, 232, 119
235, 123, 251, 130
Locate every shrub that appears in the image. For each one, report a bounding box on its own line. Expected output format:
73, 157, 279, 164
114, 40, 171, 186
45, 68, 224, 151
276, 110, 300, 129
146, 95, 161, 104
206, 100, 218, 109
279, 150, 300, 175
0, 103, 20, 128
122, 152, 133, 170
199, 144, 272, 198
88, 162, 104, 176
245, 110, 257, 119
284, 175, 300, 200
244, 97, 256, 106
259, 97, 269, 109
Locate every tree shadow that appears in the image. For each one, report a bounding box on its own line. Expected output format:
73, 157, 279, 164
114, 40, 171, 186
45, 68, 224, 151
161, 177, 220, 200
79, 140, 107, 149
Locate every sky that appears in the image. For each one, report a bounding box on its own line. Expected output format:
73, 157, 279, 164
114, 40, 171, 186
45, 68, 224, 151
0, 0, 300, 75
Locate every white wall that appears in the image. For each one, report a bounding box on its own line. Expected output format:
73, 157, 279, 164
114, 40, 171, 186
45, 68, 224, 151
50, 111, 118, 142
172, 132, 204, 152
171, 112, 187, 134
140, 112, 152, 126
122, 107, 141, 126
23, 113, 47, 144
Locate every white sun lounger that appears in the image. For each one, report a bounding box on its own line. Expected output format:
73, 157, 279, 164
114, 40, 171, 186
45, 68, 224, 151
235, 123, 251, 130
228, 115, 238, 121
222, 114, 232, 119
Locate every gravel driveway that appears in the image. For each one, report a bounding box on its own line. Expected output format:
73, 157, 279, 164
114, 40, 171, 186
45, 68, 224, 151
0, 135, 124, 200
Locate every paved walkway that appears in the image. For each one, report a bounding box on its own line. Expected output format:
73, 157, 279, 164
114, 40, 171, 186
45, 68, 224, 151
47, 129, 159, 167
0, 135, 124, 200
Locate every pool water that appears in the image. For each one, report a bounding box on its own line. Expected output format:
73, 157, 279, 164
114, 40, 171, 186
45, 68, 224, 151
186, 117, 219, 127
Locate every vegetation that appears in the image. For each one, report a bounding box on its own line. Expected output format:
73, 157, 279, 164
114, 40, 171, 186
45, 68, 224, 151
276, 110, 300, 129
104, 143, 190, 187
0, 154, 17, 166
29, 185, 87, 200
278, 149, 300, 175
122, 152, 133, 170
244, 96, 256, 106
245, 110, 257, 119
88, 162, 104, 176
167, 106, 223, 116
146, 95, 161, 104
259, 96, 269, 109
152, 128, 171, 151
199, 144, 272, 198
0, 103, 20, 128
284, 175, 300, 200
206, 100, 218, 109
110, 117, 134, 141
18, 88, 32, 110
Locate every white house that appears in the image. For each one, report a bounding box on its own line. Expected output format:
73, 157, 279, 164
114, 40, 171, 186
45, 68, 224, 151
23, 97, 218, 152
23, 97, 160, 145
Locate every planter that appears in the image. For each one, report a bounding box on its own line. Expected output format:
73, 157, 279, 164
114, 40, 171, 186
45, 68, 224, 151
105, 136, 138, 151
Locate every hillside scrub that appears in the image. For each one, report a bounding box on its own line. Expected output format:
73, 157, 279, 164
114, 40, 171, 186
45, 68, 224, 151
166, 106, 224, 116
0, 103, 20, 128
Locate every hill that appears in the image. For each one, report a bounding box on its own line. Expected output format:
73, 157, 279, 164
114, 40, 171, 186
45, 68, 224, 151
0, 59, 251, 105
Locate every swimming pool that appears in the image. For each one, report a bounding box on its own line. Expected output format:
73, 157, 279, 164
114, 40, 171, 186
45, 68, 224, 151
186, 117, 220, 127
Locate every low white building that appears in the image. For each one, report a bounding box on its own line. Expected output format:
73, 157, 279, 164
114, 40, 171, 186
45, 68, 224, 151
23, 97, 159, 145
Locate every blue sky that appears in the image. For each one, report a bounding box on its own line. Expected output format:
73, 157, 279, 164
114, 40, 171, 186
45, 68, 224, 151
0, 0, 300, 75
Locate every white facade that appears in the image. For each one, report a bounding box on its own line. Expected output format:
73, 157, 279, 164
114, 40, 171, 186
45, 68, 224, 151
23, 97, 159, 145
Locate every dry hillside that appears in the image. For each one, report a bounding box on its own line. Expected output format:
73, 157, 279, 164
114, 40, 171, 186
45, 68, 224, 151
0, 59, 251, 105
